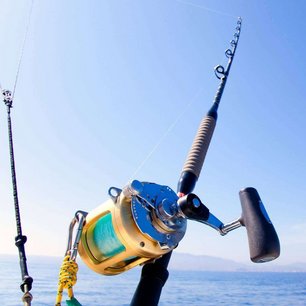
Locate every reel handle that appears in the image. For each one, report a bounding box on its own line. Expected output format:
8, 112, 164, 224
239, 187, 280, 263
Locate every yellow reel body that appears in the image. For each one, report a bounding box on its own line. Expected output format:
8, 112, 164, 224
78, 181, 187, 275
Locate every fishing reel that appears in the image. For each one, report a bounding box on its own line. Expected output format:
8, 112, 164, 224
76, 180, 280, 275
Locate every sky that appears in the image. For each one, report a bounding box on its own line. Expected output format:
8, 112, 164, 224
0, 0, 306, 267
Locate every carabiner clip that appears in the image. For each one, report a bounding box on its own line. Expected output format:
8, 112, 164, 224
65, 211, 88, 261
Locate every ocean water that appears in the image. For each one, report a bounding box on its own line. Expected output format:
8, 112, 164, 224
1, 255, 305, 306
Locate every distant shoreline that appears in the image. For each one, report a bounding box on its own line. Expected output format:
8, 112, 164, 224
1, 253, 306, 273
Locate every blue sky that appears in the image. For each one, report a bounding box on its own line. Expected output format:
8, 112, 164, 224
0, 0, 306, 266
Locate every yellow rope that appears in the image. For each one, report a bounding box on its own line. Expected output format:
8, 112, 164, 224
55, 255, 78, 306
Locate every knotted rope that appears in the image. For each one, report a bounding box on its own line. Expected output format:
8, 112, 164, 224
55, 255, 81, 306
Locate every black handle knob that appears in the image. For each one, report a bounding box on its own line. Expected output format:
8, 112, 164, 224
239, 187, 280, 263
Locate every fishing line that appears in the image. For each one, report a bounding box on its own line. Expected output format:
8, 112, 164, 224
174, 0, 238, 19
171, 0, 239, 132
128, 86, 205, 182
12, 0, 34, 101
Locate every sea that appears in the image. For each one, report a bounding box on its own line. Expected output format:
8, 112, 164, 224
1, 255, 305, 306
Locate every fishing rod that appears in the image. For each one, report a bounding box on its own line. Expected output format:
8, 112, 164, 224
130, 16, 280, 306
1, 3, 34, 304
56, 17, 280, 306
2, 90, 33, 306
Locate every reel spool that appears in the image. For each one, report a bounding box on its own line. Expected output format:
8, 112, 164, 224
78, 181, 186, 275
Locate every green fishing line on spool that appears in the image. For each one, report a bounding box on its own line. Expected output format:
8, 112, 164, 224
92, 213, 125, 259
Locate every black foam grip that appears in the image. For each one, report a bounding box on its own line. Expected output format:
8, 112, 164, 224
130, 253, 171, 306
